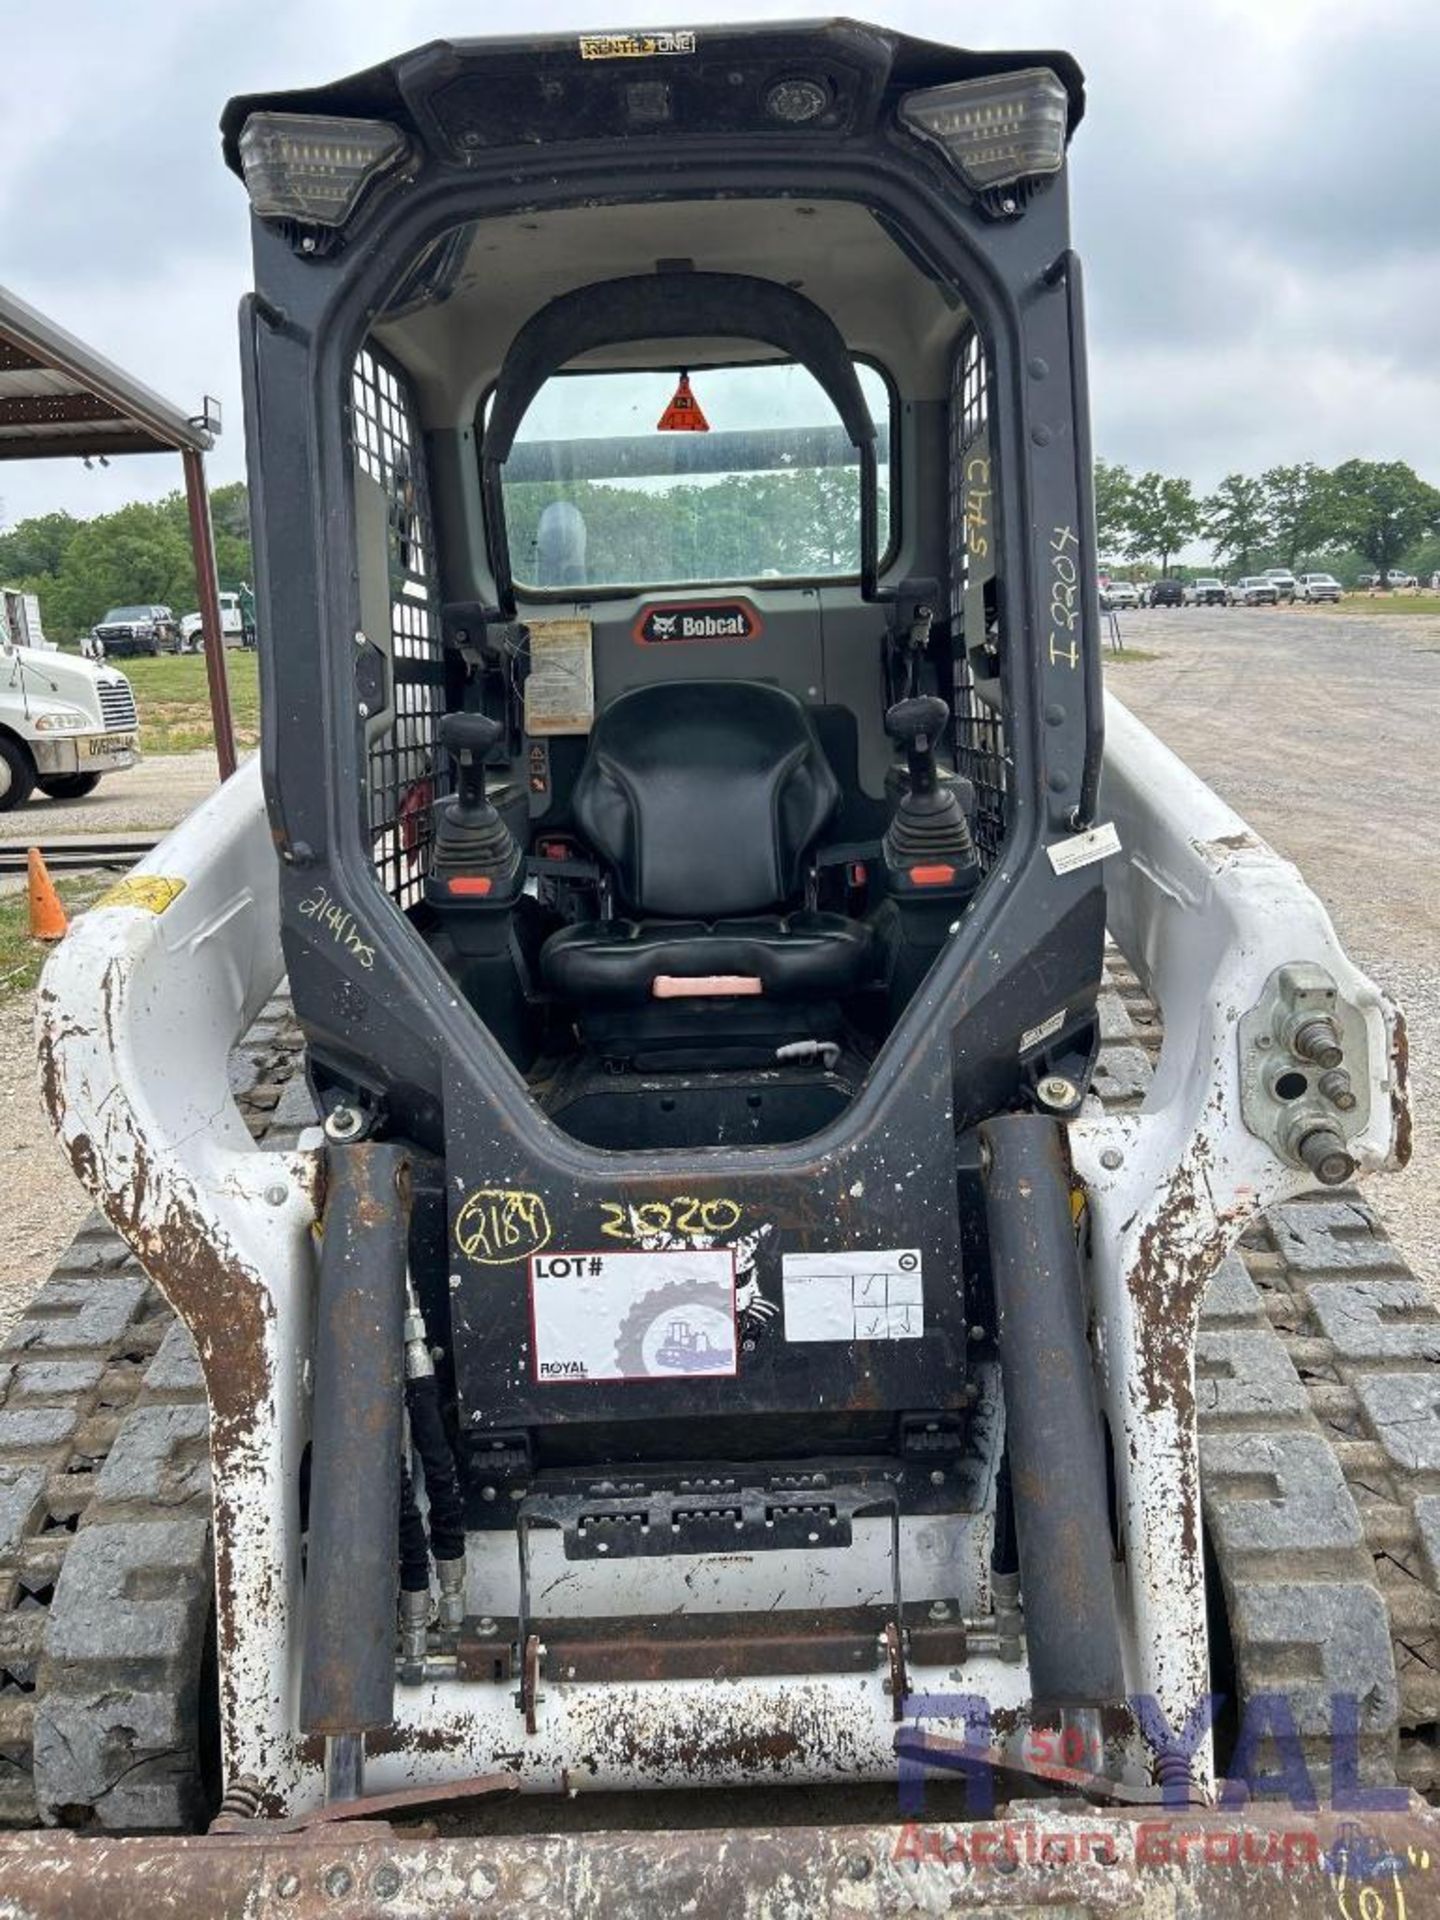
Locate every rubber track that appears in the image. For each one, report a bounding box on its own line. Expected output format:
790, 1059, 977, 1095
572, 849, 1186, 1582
0, 992, 312, 1830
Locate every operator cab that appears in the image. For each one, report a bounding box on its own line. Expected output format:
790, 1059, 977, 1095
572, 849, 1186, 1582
355, 210, 990, 1149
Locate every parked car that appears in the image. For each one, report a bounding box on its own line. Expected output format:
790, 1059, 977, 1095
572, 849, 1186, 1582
1100, 580, 1139, 611
1185, 577, 1227, 606
90, 604, 180, 657
179, 592, 245, 651
1262, 569, 1298, 603
1386, 570, 1418, 590
1227, 577, 1280, 606
1149, 578, 1185, 608
1296, 573, 1342, 604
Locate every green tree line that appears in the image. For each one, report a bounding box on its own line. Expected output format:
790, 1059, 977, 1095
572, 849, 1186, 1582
504, 467, 877, 586
1095, 458, 1440, 583
0, 483, 252, 642
6, 453, 1438, 636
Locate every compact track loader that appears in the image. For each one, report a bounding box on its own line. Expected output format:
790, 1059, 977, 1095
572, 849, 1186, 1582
7, 20, 1438, 1915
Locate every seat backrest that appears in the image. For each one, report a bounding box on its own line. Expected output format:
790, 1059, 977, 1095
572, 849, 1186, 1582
571, 681, 840, 918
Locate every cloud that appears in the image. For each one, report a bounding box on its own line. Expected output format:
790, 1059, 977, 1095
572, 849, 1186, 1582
0, 0, 1435, 527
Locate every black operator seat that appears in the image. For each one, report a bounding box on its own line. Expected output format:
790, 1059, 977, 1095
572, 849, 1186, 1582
540, 682, 873, 1006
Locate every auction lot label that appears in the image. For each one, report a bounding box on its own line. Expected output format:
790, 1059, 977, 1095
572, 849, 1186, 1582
529, 1248, 737, 1383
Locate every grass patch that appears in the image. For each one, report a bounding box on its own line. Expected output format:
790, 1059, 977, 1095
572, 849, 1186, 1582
1104, 645, 1161, 663
106, 651, 260, 755
0, 875, 110, 1008
1298, 595, 1440, 617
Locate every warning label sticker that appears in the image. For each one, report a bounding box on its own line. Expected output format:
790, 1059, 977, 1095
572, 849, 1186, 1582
1046, 821, 1120, 876
657, 372, 709, 432
781, 1250, 923, 1343
524, 618, 595, 736
529, 1248, 737, 1383
1019, 1007, 1066, 1054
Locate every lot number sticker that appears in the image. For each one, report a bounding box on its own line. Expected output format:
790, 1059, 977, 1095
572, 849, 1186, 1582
530, 1248, 737, 1383
781, 1250, 924, 1342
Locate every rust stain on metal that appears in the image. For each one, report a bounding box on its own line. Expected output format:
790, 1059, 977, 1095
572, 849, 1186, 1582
363, 1721, 473, 1759
1195, 829, 1265, 866
565, 1680, 869, 1780
1390, 1003, 1413, 1169
249, 1771, 519, 1831
1126, 1140, 1245, 1569
3, 1807, 1440, 1918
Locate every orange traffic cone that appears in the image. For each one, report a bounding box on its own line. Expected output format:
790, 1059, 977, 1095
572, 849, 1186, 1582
27, 849, 67, 942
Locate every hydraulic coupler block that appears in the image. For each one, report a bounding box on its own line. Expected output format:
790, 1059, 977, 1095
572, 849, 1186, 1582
1238, 963, 1372, 1185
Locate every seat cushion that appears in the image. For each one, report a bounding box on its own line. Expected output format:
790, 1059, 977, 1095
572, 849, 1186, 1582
541, 913, 873, 1008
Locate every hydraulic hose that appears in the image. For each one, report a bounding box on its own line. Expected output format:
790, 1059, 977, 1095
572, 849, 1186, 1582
406, 1374, 466, 1565
398, 1462, 430, 1594
978, 1113, 1125, 1709
300, 1141, 411, 1738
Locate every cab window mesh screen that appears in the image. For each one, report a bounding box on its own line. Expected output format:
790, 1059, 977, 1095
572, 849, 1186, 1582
948, 327, 1008, 869
351, 346, 448, 909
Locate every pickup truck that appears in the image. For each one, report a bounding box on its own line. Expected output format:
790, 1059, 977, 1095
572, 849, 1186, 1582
89, 604, 180, 657
1227, 577, 1280, 606
1296, 573, 1342, 603
1262, 568, 1298, 603
1185, 577, 1227, 606
0, 635, 140, 810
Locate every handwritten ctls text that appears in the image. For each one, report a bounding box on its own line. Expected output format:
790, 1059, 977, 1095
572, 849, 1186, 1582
1048, 524, 1082, 670
298, 883, 376, 971
455, 1188, 553, 1266
600, 1196, 742, 1244
964, 453, 991, 559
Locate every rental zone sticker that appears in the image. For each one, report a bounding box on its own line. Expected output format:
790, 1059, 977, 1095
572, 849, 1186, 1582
529, 1248, 737, 1383
579, 30, 696, 58
781, 1250, 923, 1343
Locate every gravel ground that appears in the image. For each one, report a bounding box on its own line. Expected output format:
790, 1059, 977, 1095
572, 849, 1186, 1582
4, 748, 219, 837
0, 996, 91, 1328
1109, 604, 1439, 1288
0, 752, 221, 1324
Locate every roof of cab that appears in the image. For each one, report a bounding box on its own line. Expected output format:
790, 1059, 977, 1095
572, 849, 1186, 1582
221, 19, 1084, 175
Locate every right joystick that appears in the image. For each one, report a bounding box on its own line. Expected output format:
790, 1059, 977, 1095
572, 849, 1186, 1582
439, 711, 504, 823
885, 696, 950, 799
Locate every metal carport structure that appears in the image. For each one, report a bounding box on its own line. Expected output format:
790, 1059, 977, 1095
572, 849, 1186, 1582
0, 284, 237, 778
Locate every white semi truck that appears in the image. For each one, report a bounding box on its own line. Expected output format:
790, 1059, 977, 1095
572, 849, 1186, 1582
0, 608, 139, 809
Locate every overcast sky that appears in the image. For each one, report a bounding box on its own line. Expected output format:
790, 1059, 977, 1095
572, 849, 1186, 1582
2, 0, 1435, 526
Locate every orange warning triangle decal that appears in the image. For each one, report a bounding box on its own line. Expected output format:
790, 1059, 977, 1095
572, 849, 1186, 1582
657, 372, 710, 432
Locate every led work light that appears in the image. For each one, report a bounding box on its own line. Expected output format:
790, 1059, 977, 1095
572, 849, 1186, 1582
898, 68, 1069, 194
237, 113, 408, 228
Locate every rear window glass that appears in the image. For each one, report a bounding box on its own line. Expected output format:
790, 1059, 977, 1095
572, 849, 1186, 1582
495, 360, 892, 591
